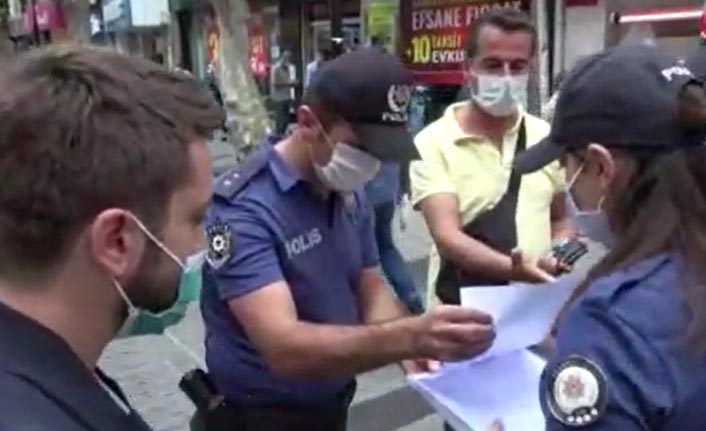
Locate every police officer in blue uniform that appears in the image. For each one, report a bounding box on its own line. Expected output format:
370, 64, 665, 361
201, 48, 497, 430
0, 45, 223, 429
515, 44, 706, 430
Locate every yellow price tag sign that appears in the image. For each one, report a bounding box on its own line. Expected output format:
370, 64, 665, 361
409, 35, 432, 64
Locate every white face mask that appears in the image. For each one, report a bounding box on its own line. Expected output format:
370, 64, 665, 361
470, 73, 528, 117
312, 123, 381, 193
566, 163, 615, 248
314, 143, 381, 192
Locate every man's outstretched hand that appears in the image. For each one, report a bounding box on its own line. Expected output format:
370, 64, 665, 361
510, 250, 555, 283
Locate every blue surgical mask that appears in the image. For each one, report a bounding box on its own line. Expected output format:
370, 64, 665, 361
566, 163, 615, 248
113, 214, 205, 337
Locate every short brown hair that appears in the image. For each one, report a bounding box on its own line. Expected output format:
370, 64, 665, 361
0, 44, 224, 280
301, 88, 342, 130
465, 9, 536, 59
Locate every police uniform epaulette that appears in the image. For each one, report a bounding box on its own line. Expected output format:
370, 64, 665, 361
213, 146, 272, 200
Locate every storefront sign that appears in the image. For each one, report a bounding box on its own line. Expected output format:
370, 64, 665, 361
247, 11, 269, 80
11, 0, 66, 36
399, 0, 528, 84
102, 0, 130, 32
309, 0, 361, 20
250, 34, 268, 79
565, 0, 598, 6
129, 0, 169, 27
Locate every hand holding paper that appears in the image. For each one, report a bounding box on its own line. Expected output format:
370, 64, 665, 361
409, 275, 581, 431
460, 274, 579, 361
411, 305, 495, 362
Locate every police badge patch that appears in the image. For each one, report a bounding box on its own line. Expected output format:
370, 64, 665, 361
546, 355, 608, 427
206, 222, 232, 269
382, 84, 412, 123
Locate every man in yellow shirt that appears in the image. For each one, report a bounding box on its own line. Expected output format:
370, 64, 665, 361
411, 10, 573, 306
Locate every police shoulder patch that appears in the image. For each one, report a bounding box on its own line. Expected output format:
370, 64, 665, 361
546, 355, 608, 427
206, 222, 233, 269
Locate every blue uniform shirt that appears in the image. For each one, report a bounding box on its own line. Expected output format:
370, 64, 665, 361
201, 140, 379, 405
541, 254, 706, 431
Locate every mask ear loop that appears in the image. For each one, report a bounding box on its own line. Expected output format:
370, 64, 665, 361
568, 161, 606, 213
126, 213, 185, 270
596, 196, 606, 212
110, 213, 169, 314
312, 113, 336, 150
567, 162, 586, 191
302, 107, 339, 171
112, 279, 136, 310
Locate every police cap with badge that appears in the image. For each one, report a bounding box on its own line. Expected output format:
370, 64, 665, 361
515, 43, 705, 176
306, 47, 421, 162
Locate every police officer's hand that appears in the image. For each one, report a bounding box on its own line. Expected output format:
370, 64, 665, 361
510, 249, 555, 283
412, 306, 495, 362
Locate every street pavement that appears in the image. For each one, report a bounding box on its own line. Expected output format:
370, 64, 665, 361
99, 202, 605, 431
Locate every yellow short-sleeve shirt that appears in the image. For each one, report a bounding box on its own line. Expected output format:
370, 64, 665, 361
410, 102, 564, 299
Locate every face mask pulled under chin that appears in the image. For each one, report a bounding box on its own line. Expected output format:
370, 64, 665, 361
313, 137, 381, 193
113, 215, 206, 338
565, 165, 615, 249
470, 73, 528, 117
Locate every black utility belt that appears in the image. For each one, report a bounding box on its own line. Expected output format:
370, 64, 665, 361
197, 390, 354, 431
180, 369, 355, 431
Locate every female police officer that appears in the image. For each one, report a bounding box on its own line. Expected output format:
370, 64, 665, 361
515, 44, 706, 430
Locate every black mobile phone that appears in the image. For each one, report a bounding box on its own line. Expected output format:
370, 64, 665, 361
552, 239, 588, 267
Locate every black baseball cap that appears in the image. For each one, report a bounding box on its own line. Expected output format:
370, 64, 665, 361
307, 47, 420, 161
515, 44, 704, 174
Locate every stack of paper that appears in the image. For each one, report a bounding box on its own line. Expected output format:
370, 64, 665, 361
462, 274, 580, 362
409, 350, 546, 431
408, 275, 580, 431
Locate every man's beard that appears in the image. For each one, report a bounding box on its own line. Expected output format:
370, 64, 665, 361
124, 244, 181, 313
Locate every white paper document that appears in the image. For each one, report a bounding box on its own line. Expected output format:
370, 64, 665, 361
461, 275, 580, 361
408, 275, 580, 431
409, 350, 546, 431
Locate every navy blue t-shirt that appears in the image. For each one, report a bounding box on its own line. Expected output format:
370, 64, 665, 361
201, 141, 378, 406
541, 254, 706, 431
